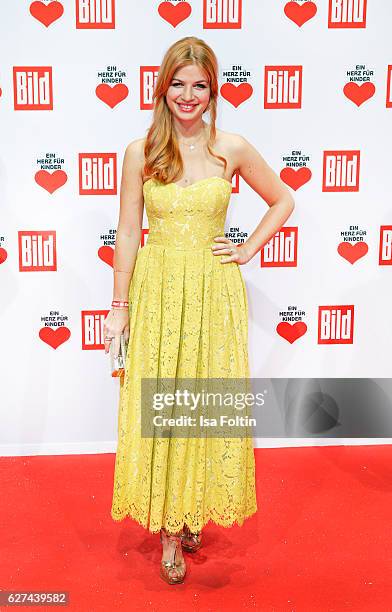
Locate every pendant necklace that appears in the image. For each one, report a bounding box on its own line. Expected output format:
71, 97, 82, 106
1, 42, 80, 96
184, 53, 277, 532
177, 126, 207, 152
177, 125, 208, 186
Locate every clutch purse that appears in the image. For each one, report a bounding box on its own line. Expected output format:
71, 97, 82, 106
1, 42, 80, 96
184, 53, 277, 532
110, 333, 129, 378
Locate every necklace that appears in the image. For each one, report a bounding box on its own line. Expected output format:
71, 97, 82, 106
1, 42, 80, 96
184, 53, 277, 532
177, 125, 208, 151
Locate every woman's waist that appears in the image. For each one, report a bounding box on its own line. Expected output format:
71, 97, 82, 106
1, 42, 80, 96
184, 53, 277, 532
145, 231, 224, 251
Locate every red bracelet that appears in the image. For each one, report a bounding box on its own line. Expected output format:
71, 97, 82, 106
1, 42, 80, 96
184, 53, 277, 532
112, 300, 129, 308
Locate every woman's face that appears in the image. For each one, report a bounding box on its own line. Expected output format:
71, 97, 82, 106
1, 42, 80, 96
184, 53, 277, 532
165, 64, 211, 122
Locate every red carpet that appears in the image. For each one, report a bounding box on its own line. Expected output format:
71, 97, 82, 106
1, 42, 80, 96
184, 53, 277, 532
1, 445, 391, 610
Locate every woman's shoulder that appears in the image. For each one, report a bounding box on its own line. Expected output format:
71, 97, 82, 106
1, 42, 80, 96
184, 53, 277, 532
123, 137, 146, 178
214, 127, 248, 165
124, 136, 146, 155
215, 126, 245, 151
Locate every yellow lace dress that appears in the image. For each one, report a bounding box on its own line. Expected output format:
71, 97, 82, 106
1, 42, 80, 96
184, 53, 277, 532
110, 176, 258, 533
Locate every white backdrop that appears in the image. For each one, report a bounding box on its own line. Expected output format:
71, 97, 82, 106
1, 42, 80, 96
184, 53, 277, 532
1, 0, 391, 456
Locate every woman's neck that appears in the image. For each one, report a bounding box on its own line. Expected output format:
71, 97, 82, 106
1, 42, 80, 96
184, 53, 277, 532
173, 119, 209, 141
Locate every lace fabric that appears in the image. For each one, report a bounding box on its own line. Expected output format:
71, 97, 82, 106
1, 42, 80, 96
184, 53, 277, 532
110, 177, 258, 533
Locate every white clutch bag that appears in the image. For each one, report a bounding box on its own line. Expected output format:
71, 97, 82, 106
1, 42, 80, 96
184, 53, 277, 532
110, 333, 129, 378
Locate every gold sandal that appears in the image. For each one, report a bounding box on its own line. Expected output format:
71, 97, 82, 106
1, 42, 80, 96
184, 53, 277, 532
160, 528, 187, 585
180, 523, 202, 553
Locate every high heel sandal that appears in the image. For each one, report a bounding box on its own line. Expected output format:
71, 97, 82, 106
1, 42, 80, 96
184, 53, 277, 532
160, 528, 187, 585
180, 523, 202, 553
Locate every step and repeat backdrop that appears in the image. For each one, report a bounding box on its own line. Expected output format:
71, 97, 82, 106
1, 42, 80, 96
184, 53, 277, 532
1, 0, 391, 455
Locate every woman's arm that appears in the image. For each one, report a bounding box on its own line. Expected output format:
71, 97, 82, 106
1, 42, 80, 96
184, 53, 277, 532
112, 138, 145, 301
103, 139, 144, 356
219, 135, 295, 264
237, 136, 295, 259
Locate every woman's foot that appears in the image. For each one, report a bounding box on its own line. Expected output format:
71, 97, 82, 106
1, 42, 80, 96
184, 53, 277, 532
160, 528, 187, 584
181, 523, 202, 553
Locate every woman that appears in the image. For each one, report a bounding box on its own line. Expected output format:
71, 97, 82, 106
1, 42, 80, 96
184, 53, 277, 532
104, 36, 295, 585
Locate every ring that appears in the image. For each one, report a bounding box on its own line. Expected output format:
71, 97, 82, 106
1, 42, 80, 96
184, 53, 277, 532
105, 337, 114, 341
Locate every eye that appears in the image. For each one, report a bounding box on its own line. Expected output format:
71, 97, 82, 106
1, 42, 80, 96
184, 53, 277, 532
171, 82, 207, 88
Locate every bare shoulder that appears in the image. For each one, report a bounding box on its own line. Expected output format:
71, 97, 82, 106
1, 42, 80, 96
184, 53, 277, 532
125, 138, 146, 158
216, 129, 294, 207
217, 128, 252, 153
123, 137, 146, 179
215, 127, 248, 171
118, 137, 147, 200
215, 126, 240, 149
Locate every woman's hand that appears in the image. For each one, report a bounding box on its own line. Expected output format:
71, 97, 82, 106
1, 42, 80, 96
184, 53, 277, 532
103, 308, 130, 357
211, 236, 251, 265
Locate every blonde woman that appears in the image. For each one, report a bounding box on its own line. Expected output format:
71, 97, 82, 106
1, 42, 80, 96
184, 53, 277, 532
104, 36, 294, 584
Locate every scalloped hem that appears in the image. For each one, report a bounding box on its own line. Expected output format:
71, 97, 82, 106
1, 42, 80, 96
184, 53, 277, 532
110, 504, 258, 534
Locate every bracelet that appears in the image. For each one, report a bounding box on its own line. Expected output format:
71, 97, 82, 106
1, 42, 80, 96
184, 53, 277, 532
112, 300, 129, 308
113, 268, 132, 273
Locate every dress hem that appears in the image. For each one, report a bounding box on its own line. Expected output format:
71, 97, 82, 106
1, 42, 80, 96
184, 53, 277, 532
110, 504, 258, 535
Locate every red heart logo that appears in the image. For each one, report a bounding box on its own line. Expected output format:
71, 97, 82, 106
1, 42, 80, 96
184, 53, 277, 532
39, 326, 71, 349
276, 321, 307, 344
35, 170, 67, 193
98, 246, 114, 267
30, 1, 64, 27
337, 241, 368, 264
95, 83, 129, 108
343, 82, 375, 106
158, 1, 192, 27
284, 1, 317, 26
220, 83, 253, 108
0, 247, 8, 264
280, 166, 312, 190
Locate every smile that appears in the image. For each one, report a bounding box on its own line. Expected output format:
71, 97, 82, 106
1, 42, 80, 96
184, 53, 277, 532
177, 103, 198, 112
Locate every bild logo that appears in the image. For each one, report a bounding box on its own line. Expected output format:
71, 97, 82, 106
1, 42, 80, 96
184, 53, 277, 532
261, 227, 298, 267
322, 150, 360, 192
140, 66, 160, 110
328, 0, 367, 28
78, 153, 117, 195
76, 0, 115, 28
379, 226, 392, 266
13, 66, 53, 110
264, 66, 302, 109
203, 0, 242, 29
318, 305, 354, 344
18, 230, 57, 271
141, 229, 149, 247
81, 310, 110, 349
386, 66, 392, 108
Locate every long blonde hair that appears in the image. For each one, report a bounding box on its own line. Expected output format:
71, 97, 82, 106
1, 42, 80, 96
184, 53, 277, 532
143, 36, 227, 184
